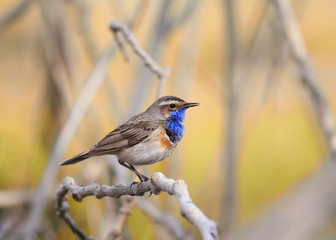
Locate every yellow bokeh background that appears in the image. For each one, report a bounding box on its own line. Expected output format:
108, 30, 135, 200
0, 0, 335, 239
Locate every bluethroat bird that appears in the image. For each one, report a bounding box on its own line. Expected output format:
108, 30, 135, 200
60, 96, 199, 182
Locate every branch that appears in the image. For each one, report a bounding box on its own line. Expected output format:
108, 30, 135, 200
39, 0, 74, 111
220, 0, 241, 233
169, 0, 201, 34
273, 0, 336, 158
136, 199, 189, 239
24, 41, 117, 240
109, 21, 170, 99
129, 0, 172, 113
104, 165, 139, 240
0, 0, 33, 33
224, 2, 336, 239
0, 189, 33, 208
56, 172, 219, 240
71, 0, 125, 121
106, 196, 136, 240
226, 162, 336, 240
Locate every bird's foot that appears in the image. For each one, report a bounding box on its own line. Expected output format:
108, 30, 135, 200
140, 175, 150, 182
136, 174, 149, 183
129, 175, 149, 188
130, 181, 140, 187
130, 178, 147, 186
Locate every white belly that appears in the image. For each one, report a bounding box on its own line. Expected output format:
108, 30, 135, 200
116, 128, 176, 165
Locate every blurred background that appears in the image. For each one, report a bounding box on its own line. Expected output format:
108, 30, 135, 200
1, 0, 336, 239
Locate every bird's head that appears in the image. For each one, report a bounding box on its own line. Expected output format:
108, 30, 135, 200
146, 96, 199, 122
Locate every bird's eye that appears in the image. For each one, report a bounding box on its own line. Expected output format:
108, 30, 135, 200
169, 103, 177, 109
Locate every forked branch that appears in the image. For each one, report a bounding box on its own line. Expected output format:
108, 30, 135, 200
109, 21, 170, 99
56, 172, 219, 240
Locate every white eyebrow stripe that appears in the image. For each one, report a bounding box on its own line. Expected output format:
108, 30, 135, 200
158, 101, 174, 106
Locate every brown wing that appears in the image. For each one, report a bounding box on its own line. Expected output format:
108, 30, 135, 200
59, 114, 161, 166
89, 118, 160, 155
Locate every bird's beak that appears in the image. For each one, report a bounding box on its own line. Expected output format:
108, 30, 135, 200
182, 102, 200, 108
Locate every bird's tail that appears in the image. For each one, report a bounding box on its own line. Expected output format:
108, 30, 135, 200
59, 150, 92, 166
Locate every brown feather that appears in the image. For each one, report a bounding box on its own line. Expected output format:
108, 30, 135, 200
86, 114, 162, 155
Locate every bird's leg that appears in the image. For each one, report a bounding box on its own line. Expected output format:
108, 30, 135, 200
118, 161, 149, 182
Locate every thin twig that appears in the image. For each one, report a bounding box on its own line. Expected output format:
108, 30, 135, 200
106, 196, 136, 240
261, 17, 286, 103
56, 173, 219, 240
0, 214, 20, 239
220, 0, 241, 233
128, 0, 171, 114
39, 0, 73, 111
0, 0, 33, 33
238, 0, 270, 93
71, 0, 124, 124
127, 0, 150, 31
0, 189, 34, 208
56, 185, 95, 240
169, 0, 201, 34
224, 1, 336, 239
273, 0, 336, 158
109, 21, 170, 99
136, 199, 190, 240
24, 42, 117, 240
226, 162, 336, 240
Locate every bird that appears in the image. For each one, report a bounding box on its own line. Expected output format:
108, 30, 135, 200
60, 96, 199, 182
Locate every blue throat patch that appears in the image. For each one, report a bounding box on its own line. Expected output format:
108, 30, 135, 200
166, 108, 186, 144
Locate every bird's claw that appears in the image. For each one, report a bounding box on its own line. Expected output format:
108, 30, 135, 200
129, 175, 149, 189
141, 175, 150, 182
137, 174, 149, 183
130, 181, 140, 187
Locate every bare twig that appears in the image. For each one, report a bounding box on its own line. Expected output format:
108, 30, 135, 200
223, 1, 336, 239
261, 16, 286, 103
0, 214, 20, 239
56, 173, 219, 240
136, 199, 190, 240
0, 0, 33, 33
107, 196, 136, 240
220, 0, 241, 233
109, 21, 170, 99
128, 0, 174, 112
39, 0, 74, 111
0, 189, 34, 208
170, 0, 200, 33
72, 0, 100, 59
105, 183, 136, 240
112, 30, 130, 61
239, 0, 270, 89
24, 42, 117, 240
127, 0, 150, 31
226, 162, 336, 240
71, 0, 125, 124
273, 0, 336, 158
56, 185, 95, 240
